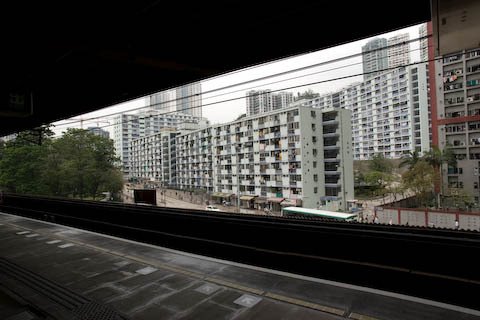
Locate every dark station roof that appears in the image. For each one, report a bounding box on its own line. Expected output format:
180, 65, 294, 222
1, 0, 432, 136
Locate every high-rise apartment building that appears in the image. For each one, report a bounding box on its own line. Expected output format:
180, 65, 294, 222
362, 38, 388, 80
149, 90, 177, 114
388, 33, 411, 68
246, 90, 293, 116
434, 47, 480, 203
129, 129, 179, 186
292, 65, 430, 160
419, 23, 429, 63
149, 82, 202, 117
87, 126, 110, 139
113, 110, 207, 176
113, 114, 139, 175
175, 106, 353, 211
362, 34, 412, 80
176, 82, 202, 118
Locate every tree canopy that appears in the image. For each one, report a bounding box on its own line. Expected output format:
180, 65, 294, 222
0, 128, 123, 200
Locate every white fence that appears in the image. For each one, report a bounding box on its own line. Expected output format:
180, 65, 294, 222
374, 207, 480, 231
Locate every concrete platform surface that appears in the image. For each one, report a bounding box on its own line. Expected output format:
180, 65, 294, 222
1, 212, 479, 320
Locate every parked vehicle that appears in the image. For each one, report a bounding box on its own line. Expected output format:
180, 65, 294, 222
205, 205, 221, 212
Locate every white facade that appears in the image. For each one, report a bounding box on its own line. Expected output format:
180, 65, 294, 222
387, 33, 411, 68
87, 127, 110, 139
246, 90, 293, 116
149, 82, 202, 117
113, 114, 139, 175
175, 106, 354, 211
150, 89, 177, 114
113, 110, 207, 176
294, 66, 430, 160
419, 23, 429, 63
129, 129, 179, 186
362, 38, 388, 80
176, 82, 202, 118
435, 48, 480, 203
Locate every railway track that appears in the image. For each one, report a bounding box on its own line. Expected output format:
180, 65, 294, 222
1, 193, 480, 310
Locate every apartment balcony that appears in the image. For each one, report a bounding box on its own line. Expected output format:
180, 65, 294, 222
241, 180, 255, 186
265, 132, 274, 139
325, 183, 342, 188
288, 142, 301, 149
322, 119, 339, 125
265, 156, 276, 163
287, 129, 301, 136
322, 129, 340, 137
289, 180, 303, 188
288, 155, 302, 162
324, 157, 341, 163
325, 169, 340, 175
241, 158, 253, 164
323, 142, 340, 150
288, 168, 301, 174
266, 180, 282, 187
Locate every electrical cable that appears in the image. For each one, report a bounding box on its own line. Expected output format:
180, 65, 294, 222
52, 34, 432, 129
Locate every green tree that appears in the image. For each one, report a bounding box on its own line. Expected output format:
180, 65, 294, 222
364, 170, 393, 201
422, 145, 457, 207
369, 153, 392, 173
402, 160, 437, 207
399, 150, 420, 169
10, 125, 54, 146
54, 129, 122, 199
0, 127, 123, 201
443, 188, 474, 210
423, 145, 457, 169
0, 142, 47, 194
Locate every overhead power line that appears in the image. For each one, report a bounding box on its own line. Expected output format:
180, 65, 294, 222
53, 34, 432, 128
65, 53, 441, 132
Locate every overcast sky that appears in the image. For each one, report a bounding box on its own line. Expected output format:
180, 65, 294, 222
51, 23, 424, 137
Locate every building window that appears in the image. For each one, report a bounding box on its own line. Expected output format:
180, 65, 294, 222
313, 161, 317, 168
314, 187, 318, 194
313, 174, 318, 182
313, 149, 317, 156
312, 123, 316, 131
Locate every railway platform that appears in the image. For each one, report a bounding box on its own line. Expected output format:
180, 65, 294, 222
1, 212, 479, 320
